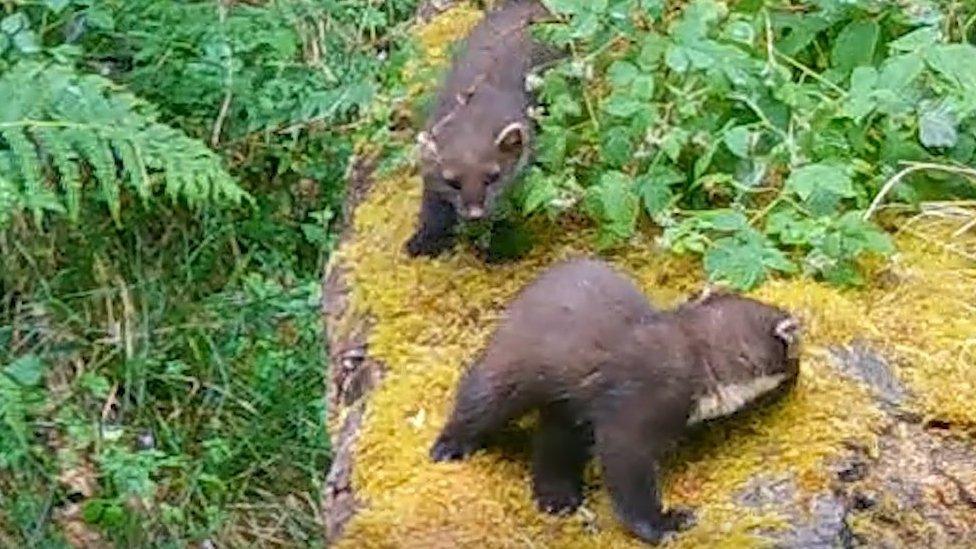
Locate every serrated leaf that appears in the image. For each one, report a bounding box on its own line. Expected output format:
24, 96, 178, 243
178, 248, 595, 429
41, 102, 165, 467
583, 172, 639, 248
636, 166, 682, 219
4, 354, 46, 386
601, 126, 633, 167
608, 61, 639, 88
706, 209, 749, 232
918, 103, 958, 149
925, 44, 976, 93
0, 13, 27, 35
632, 75, 655, 100
841, 66, 878, 121
637, 34, 668, 70
877, 53, 925, 92
45, 0, 71, 13
786, 163, 856, 217
785, 163, 855, 202
704, 229, 794, 290
831, 20, 879, 74
12, 29, 40, 54
523, 176, 557, 215
602, 92, 643, 118
889, 26, 940, 53
537, 127, 568, 169
723, 125, 752, 158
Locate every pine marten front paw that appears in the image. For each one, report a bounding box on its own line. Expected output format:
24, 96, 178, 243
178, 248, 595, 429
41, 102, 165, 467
429, 435, 477, 462
662, 507, 696, 532
628, 507, 697, 545
404, 231, 454, 258
534, 486, 583, 515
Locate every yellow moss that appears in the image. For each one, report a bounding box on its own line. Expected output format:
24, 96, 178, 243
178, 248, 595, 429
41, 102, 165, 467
329, 4, 976, 547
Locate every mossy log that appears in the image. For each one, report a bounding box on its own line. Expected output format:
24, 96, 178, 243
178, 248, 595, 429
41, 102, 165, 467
323, 3, 976, 547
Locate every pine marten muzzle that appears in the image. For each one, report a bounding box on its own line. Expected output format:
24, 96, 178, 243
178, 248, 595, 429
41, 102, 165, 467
405, 0, 559, 258
429, 259, 802, 544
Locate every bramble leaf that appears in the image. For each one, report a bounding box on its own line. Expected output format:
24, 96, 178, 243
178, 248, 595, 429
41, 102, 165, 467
831, 19, 879, 75
918, 102, 958, 149
583, 171, 639, 249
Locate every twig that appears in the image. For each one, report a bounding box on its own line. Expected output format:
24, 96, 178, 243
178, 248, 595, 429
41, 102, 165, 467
864, 161, 976, 221
211, 0, 233, 148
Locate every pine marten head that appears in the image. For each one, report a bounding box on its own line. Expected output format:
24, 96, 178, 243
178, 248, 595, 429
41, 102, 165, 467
417, 117, 528, 221
676, 287, 803, 425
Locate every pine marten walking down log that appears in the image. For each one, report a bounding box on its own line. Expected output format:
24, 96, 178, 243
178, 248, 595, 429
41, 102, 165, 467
405, 0, 558, 259
429, 259, 802, 544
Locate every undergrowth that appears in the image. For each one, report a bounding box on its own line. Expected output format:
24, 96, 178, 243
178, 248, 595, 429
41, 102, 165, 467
1, 0, 417, 546
521, 0, 976, 289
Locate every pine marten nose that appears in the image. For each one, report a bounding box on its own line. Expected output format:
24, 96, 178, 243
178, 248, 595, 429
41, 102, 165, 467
463, 204, 485, 220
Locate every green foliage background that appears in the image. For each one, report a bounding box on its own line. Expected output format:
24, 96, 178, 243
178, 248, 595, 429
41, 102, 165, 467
1, 0, 975, 545
0, 0, 418, 545
523, 0, 976, 289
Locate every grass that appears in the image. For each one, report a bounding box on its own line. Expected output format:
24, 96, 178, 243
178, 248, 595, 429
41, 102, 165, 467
0, 0, 421, 546
1, 205, 332, 546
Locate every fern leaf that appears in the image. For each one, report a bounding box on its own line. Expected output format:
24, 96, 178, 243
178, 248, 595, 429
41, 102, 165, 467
31, 127, 83, 222
0, 171, 19, 229
1, 127, 46, 225
0, 60, 249, 225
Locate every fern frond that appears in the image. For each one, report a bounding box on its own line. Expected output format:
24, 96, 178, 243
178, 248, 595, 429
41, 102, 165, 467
0, 127, 46, 225
32, 127, 83, 222
0, 61, 249, 226
0, 172, 18, 229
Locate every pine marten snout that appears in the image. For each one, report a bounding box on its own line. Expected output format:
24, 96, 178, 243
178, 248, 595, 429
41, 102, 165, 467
429, 258, 802, 545
404, 0, 557, 258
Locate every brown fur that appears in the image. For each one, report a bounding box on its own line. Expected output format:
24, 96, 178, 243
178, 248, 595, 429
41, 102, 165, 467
405, 0, 559, 258
429, 259, 802, 544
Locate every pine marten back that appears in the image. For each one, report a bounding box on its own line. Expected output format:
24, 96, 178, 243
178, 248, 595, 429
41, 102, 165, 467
405, 0, 558, 258
430, 258, 802, 545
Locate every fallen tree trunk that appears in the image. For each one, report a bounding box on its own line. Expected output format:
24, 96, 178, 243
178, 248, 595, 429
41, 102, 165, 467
321, 2, 976, 546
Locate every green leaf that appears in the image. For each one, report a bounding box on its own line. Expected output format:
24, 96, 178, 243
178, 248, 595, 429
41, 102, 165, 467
602, 92, 643, 118
723, 125, 752, 158
888, 26, 940, 53
918, 103, 958, 149
637, 34, 669, 70
636, 166, 682, 219
608, 61, 639, 88
877, 53, 925, 92
0, 13, 27, 35
45, 0, 72, 13
522, 170, 558, 215
925, 44, 976, 93
3, 355, 45, 386
12, 29, 40, 54
583, 172, 639, 248
830, 20, 879, 74
632, 75, 655, 101
841, 66, 878, 121
785, 162, 856, 215
601, 126, 633, 167
704, 229, 795, 290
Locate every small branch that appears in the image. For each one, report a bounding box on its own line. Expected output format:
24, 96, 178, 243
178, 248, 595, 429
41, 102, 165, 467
211, 0, 233, 148
863, 161, 976, 221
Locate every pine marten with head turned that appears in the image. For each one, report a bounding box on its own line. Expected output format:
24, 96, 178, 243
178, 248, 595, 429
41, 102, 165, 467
404, 0, 559, 258
429, 258, 802, 545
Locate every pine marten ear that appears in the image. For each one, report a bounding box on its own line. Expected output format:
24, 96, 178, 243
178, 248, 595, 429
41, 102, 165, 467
495, 122, 527, 156
417, 130, 440, 162
774, 317, 802, 358
690, 283, 730, 305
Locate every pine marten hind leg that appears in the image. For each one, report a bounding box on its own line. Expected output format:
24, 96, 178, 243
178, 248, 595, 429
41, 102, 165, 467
531, 404, 593, 515
430, 365, 528, 462
594, 393, 696, 544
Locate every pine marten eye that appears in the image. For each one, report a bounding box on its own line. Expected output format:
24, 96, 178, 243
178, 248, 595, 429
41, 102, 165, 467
444, 177, 462, 190
485, 172, 500, 186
